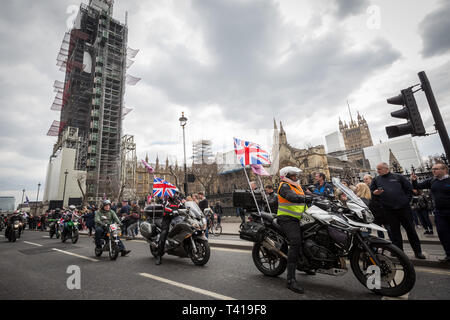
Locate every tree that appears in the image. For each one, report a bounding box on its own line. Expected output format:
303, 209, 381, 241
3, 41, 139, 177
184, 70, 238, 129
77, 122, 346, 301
191, 162, 218, 195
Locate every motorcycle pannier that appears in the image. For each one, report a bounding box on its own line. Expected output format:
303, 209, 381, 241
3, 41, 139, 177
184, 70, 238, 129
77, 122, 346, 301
239, 221, 265, 242
140, 222, 157, 239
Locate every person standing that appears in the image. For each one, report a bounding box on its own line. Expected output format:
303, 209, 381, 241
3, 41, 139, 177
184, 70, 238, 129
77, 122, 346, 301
263, 185, 278, 214
363, 175, 392, 240
198, 192, 210, 237
411, 162, 450, 263
413, 190, 434, 235
214, 201, 223, 225
370, 162, 425, 259
83, 205, 96, 237
306, 172, 334, 198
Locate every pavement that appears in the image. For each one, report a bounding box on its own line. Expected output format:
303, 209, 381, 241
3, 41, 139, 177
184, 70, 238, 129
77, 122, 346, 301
30, 220, 449, 270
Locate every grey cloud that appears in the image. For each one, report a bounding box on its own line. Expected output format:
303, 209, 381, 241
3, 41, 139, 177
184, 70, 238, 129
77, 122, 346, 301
333, 0, 371, 19
137, 0, 401, 129
419, 1, 450, 58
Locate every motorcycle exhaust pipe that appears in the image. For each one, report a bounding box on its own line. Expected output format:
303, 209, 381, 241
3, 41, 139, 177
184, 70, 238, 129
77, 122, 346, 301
262, 238, 287, 260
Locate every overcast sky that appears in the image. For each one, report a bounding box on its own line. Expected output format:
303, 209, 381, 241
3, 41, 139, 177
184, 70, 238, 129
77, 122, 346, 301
1, 0, 449, 206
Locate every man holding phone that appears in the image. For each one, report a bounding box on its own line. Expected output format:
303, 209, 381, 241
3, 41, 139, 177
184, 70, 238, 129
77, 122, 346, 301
370, 162, 425, 259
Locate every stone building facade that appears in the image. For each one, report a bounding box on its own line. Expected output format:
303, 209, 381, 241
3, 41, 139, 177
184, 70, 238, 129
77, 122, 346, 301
338, 112, 373, 162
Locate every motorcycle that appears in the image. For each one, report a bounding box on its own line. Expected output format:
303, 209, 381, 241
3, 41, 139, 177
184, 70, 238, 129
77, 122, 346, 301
94, 217, 122, 260
140, 201, 210, 266
61, 214, 79, 244
240, 177, 416, 297
5, 220, 21, 242
48, 219, 61, 239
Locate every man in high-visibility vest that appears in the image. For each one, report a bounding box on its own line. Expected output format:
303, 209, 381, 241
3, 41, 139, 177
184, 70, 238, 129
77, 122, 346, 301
277, 166, 314, 294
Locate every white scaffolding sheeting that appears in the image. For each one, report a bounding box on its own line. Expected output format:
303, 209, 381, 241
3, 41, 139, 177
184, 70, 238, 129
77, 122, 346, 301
122, 107, 133, 119
127, 47, 139, 58
126, 58, 134, 69
126, 74, 141, 85
46, 120, 61, 136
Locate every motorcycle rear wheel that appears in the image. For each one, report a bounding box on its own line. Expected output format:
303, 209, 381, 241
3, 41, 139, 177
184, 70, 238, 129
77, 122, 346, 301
252, 241, 287, 277
350, 242, 416, 297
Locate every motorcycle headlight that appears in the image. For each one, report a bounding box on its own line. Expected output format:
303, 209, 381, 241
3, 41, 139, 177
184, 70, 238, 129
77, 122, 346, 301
362, 209, 374, 224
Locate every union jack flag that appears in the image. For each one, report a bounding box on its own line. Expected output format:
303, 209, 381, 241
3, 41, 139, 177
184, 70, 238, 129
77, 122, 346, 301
152, 177, 178, 198
233, 138, 271, 167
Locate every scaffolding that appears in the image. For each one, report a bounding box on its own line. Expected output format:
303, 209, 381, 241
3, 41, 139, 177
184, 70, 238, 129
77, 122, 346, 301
46, 0, 140, 203
192, 140, 214, 164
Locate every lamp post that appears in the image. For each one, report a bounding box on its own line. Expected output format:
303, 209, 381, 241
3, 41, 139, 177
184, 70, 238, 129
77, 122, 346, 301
62, 170, 69, 208
35, 183, 41, 216
21, 189, 25, 208
179, 112, 188, 196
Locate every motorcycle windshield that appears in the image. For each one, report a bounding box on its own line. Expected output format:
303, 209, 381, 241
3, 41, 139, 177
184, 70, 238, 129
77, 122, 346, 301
331, 177, 369, 210
185, 201, 203, 219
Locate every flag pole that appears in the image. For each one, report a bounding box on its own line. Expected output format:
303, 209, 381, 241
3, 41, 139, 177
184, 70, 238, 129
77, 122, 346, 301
257, 175, 272, 214
242, 166, 261, 216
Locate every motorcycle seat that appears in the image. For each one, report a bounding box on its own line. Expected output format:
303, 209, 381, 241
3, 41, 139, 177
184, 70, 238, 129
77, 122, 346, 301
260, 212, 275, 223
271, 218, 286, 237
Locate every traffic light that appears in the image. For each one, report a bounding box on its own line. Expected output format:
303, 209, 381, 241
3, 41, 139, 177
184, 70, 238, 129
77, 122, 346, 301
385, 87, 426, 138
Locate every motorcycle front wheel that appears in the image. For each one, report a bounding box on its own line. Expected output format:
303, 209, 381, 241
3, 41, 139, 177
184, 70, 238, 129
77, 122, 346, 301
350, 242, 416, 297
109, 241, 120, 260
189, 239, 210, 266
71, 230, 79, 244
252, 241, 287, 277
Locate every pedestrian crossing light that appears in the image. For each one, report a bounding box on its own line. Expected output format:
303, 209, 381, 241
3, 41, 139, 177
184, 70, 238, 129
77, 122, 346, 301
385, 87, 426, 138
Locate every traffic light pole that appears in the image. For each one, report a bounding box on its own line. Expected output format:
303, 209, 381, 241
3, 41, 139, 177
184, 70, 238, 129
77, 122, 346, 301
418, 71, 450, 159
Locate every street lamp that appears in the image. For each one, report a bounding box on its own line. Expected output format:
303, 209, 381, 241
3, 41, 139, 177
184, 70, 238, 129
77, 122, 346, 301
21, 189, 25, 208
35, 183, 41, 216
179, 112, 188, 196
62, 170, 69, 208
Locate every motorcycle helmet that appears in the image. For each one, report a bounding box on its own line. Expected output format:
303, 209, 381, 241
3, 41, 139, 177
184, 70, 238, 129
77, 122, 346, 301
69, 205, 76, 211
102, 200, 111, 209
280, 166, 302, 178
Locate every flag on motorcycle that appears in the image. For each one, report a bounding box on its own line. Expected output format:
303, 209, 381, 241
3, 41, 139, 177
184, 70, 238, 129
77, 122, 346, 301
141, 159, 155, 174
233, 138, 271, 167
152, 177, 178, 198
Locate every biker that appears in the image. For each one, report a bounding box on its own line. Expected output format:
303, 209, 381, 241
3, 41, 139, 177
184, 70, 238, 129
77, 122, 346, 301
5, 210, 22, 237
94, 200, 131, 256
277, 166, 314, 294
155, 193, 182, 265
61, 206, 76, 237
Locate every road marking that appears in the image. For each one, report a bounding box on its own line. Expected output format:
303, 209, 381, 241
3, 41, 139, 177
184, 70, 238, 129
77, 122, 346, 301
52, 248, 99, 262
212, 247, 250, 254
24, 241, 43, 247
0, 235, 4, 238
415, 267, 450, 276
43, 236, 50, 238
139, 273, 236, 300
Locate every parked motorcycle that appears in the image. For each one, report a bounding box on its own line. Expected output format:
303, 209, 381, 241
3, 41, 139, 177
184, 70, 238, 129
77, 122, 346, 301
140, 201, 210, 266
94, 217, 122, 260
5, 220, 21, 242
240, 177, 416, 297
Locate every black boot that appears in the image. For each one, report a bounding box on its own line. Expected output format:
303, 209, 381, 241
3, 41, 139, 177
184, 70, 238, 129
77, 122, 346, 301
286, 263, 304, 294
155, 255, 162, 265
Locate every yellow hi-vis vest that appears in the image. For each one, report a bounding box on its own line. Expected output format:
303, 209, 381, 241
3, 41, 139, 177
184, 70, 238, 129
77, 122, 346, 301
277, 182, 307, 220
